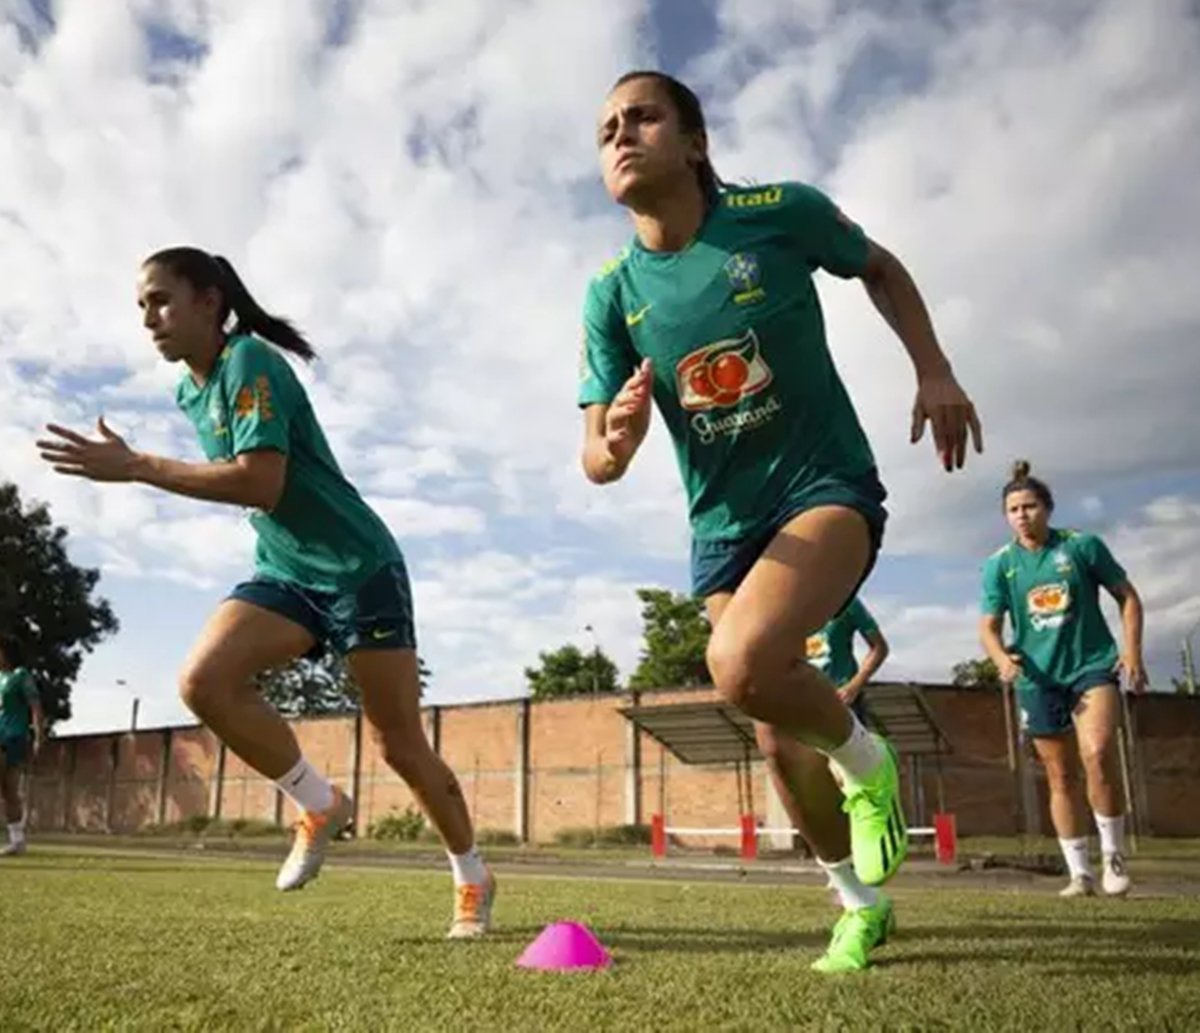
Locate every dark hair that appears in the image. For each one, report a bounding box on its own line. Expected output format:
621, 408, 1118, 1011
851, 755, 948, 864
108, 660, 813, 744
0, 633, 23, 668
1003, 459, 1054, 512
612, 70, 725, 206
143, 247, 316, 362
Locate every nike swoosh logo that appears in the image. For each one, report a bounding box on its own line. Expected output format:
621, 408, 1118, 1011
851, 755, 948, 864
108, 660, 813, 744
370, 628, 397, 640
625, 304, 652, 327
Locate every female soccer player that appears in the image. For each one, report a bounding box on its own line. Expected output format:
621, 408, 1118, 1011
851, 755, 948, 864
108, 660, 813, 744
37, 249, 493, 936
0, 634, 46, 857
579, 71, 982, 972
980, 460, 1144, 898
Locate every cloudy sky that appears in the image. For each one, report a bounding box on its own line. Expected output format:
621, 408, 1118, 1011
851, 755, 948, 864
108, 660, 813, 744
2, 0, 1197, 734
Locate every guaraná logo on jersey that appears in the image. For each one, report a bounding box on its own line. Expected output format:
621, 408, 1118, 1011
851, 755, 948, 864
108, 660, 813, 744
724, 252, 765, 305
1027, 581, 1071, 631
676, 329, 773, 412
805, 632, 831, 669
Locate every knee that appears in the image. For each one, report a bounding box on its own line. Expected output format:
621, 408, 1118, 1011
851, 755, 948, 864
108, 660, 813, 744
707, 629, 769, 710
176, 662, 237, 715
178, 661, 224, 718
371, 724, 429, 782
1079, 742, 1112, 781
1041, 759, 1078, 795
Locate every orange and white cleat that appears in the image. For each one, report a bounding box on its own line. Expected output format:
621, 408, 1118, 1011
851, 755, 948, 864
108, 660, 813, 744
447, 868, 497, 939
275, 786, 353, 892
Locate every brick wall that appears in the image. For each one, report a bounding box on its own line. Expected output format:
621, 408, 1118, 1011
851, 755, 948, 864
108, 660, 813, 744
23, 685, 1200, 841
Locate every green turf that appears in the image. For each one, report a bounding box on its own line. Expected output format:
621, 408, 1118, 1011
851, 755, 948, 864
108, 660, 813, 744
2, 848, 1198, 1032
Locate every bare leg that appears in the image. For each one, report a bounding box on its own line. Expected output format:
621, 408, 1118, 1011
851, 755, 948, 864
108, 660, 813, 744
177, 601, 316, 779
1032, 734, 1088, 839
346, 648, 475, 854
705, 506, 871, 749
753, 722, 850, 861
1072, 685, 1124, 818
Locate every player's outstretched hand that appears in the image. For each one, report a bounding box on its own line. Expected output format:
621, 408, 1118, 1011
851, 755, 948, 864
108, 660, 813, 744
37, 417, 138, 482
911, 369, 983, 471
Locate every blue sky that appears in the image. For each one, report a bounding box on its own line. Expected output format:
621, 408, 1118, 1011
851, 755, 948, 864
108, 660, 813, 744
1, 0, 1198, 733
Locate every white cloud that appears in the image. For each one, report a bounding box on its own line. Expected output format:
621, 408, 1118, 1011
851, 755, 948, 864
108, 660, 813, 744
365, 495, 486, 538
2, 1, 1197, 730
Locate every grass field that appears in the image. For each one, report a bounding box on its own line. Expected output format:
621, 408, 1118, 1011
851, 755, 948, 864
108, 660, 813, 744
2, 847, 1198, 1032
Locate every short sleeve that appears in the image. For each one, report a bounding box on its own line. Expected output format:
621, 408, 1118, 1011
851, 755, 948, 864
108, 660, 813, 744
577, 276, 638, 407
785, 183, 870, 279
1074, 533, 1127, 590
980, 553, 1010, 616
223, 338, 297, 456
849, 599, 880, 637
15, 669, 38, 706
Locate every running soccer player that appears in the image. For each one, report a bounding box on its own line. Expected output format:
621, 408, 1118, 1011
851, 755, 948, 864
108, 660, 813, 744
980, 460, 1144, 898
37, 249, 494, 936
579, 71, 982, 972
0, 634, 46, 857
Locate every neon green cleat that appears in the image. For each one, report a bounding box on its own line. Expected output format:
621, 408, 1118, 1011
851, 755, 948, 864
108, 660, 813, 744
810, 893, 895, 974
842, 735, 908, 886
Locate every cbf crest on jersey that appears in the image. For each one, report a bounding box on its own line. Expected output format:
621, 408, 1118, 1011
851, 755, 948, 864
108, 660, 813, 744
724, 252, 765, 305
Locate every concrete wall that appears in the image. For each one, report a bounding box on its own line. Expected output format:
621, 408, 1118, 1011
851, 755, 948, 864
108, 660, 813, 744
24, 685, 1200, 841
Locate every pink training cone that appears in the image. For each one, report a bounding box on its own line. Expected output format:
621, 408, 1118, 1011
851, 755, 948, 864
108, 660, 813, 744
516, 922, 612, 971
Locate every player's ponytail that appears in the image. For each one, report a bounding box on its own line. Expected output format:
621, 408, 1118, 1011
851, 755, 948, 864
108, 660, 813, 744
143, 247, 316, 362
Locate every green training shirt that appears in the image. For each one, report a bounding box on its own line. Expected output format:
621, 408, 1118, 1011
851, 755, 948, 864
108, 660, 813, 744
176, 335, 401, 593
805, 597, 880, 687
579, 181, 878, 541
0, 667, 38, 740
981, 528, 1126, 690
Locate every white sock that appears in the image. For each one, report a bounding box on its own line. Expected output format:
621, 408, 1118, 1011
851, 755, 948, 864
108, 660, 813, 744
8, 821, 25, 846
1094, 813, 1125, 860
274, 757, 335, 814
822, 716, 884, 785
448, 845, 487, 886
818, 857, 879, 911
1059, 837, 1094, 879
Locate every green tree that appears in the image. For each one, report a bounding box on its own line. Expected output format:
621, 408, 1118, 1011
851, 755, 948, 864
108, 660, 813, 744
951, 657, 1002, 691
628, 587, 711, 690
524, 643, 620, 699
0, 482, 119, 726
258, 653, 433, 716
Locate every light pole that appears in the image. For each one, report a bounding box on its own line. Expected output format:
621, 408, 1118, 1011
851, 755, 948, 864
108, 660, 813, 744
584, 624, 600, 694
1184, 619, 1200, 696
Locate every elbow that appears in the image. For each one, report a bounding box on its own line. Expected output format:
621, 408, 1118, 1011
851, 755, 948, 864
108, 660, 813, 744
581, 445, 620, 485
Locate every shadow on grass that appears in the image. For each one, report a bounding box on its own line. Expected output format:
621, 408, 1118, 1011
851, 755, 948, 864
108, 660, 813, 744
595, 923, 826, 954
882, 915, 1200, 976
382, 923, 827, 954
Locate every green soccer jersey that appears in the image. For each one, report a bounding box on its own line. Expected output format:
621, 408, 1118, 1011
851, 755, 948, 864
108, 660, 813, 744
0, 668, 38, 740
578, 181, 879, 542
980, 528, 1126, 690
805, 598, 880, 687
176, 335, 401, 593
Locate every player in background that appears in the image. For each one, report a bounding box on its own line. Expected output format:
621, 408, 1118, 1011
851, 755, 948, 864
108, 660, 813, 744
0, 634, 46, 857
980, 460, 1145, 897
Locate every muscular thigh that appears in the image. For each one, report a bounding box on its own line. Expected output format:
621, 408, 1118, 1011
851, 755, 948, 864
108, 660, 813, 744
182, 599, 317, 686
1072, 683, 1120, 756
709, 505, 871, 667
